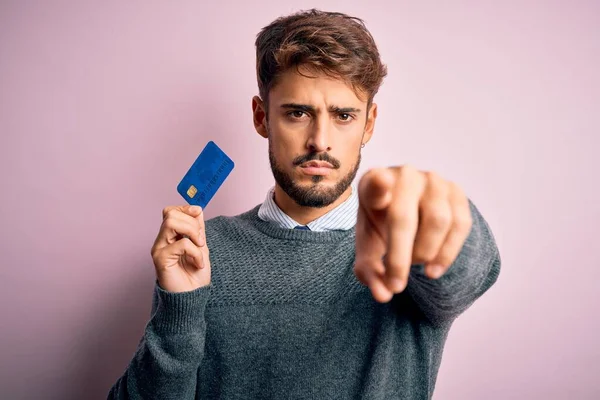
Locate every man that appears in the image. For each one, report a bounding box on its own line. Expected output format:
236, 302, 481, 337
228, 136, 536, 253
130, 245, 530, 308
109, 9, 500, 399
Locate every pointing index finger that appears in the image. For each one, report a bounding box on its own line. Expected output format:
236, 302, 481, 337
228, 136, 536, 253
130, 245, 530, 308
358, 167, 395, 211
384, 167, 426, 292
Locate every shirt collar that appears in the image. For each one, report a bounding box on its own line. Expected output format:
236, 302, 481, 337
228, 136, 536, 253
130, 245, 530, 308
257, 184, 358, 232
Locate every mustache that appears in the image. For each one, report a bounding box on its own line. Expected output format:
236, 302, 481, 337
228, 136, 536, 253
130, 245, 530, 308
292, 152, 341, 169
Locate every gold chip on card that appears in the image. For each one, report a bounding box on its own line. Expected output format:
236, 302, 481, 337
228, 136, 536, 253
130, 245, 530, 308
186, 185, 198, 198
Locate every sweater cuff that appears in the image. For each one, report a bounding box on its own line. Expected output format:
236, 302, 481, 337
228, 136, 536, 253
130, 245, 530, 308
151, 280, 211, 334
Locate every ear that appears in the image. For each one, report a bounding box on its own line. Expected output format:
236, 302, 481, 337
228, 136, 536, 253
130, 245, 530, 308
252, 96, 268, 139
362, 102, 378, 145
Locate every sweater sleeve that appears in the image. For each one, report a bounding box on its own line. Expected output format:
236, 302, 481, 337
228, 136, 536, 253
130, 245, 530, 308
107, 281, 211, 399
404, 198, 501, 326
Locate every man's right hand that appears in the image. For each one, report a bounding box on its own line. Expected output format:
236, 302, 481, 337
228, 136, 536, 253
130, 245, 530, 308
151, 205, 211, 293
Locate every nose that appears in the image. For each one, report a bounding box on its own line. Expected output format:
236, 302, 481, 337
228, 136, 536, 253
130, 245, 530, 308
305, 119, 331, 152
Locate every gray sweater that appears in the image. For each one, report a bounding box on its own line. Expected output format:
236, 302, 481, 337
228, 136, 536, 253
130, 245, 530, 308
108, 200, 501, 399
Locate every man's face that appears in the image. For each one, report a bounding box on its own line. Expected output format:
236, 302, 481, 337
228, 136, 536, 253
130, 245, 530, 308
253, 67, 377, 208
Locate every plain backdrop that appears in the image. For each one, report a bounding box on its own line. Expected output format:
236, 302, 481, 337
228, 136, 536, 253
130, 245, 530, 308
1, 1, 598, 399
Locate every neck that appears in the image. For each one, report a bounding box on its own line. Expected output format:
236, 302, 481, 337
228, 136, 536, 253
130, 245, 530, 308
272, 184, 353, 226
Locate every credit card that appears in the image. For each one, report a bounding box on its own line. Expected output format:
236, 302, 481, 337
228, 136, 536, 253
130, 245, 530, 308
177, 141, 234, 209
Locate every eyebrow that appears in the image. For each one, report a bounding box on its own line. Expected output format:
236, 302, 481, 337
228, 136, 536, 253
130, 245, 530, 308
280, 103, 362, 114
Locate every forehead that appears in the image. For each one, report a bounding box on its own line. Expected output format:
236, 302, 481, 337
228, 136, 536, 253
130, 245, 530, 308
269, 67, 367, 106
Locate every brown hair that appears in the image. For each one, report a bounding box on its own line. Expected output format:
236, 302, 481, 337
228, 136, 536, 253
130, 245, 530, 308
255, 9, 387, 112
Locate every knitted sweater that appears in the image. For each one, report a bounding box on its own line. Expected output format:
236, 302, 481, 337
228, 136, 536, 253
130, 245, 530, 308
108, 200, 501, 399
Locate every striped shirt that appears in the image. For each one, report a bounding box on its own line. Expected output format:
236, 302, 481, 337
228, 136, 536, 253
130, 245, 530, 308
257, 185, 358, 231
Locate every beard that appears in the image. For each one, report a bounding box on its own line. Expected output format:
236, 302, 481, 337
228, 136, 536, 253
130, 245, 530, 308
268, 136, 361, 208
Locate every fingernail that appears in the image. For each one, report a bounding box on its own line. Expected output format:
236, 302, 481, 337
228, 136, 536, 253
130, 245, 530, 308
429, 264, 445, 279
389, 278, 405, 293
190, 205, 201, 213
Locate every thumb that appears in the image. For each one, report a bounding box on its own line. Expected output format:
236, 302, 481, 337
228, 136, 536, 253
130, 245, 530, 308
162, 204, 203, 219
187, 205, 203, 216
181, 205, 203, 219
187, 205, 206, 230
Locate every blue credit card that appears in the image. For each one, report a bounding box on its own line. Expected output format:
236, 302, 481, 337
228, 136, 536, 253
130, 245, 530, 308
177, 141, 234, 208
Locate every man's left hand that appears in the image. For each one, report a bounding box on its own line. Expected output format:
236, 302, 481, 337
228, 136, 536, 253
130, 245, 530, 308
354, 165, 473, 303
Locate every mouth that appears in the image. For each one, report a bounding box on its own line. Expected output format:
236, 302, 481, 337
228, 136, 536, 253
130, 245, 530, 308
300, 161, 333, 168
299, 161, 334, 176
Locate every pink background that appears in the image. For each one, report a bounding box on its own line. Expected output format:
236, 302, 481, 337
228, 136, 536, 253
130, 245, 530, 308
1, 1, 598, 399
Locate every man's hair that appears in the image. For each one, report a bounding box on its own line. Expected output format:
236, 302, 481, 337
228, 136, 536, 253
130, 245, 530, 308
255, 9, 387, 112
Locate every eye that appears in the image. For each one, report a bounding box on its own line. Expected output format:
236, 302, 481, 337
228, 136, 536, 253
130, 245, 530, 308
338, 113, 354, 121
288, 110, 307, 119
